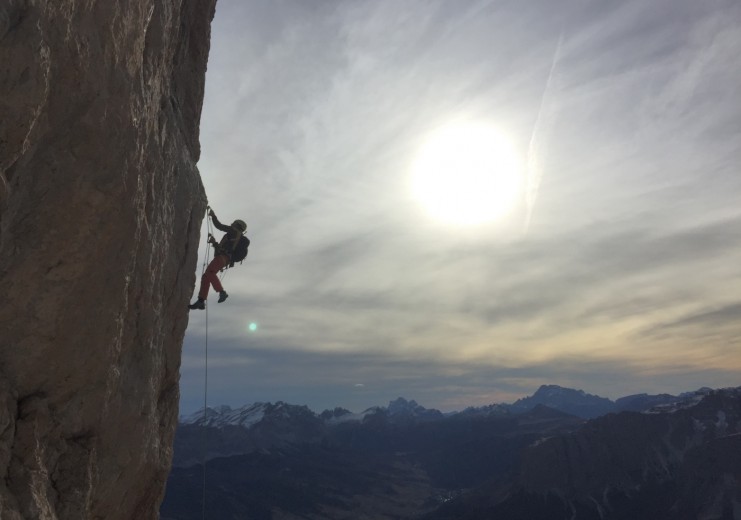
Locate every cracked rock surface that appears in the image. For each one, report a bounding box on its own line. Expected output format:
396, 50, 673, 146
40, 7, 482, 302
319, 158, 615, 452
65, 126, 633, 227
0, 1, 216, 518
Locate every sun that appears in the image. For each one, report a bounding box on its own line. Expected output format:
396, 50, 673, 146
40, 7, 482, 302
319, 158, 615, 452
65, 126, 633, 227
411, 121, 523, 226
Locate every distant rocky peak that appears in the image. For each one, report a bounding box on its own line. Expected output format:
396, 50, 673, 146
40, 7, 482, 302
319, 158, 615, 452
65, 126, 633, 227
320, 407, 352, 420
180, 405, 232, 425
264, 401, 288, 415
508, 385, 615, 419
181, 402, 274, 427
387, 397, 422, 414
534, 385, 586, 398
681, 387, 713, 398
264, 402, 317, 421
361, 405, 385, 415
457, 403, 510, 417
386, 397, 444, 421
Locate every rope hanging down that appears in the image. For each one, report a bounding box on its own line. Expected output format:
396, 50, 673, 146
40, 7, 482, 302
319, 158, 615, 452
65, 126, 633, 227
200, 206, 214, 520
196, 204, 240, 519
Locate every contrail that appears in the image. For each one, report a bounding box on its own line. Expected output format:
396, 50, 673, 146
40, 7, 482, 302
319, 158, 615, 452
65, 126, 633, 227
524, 32, 564, 234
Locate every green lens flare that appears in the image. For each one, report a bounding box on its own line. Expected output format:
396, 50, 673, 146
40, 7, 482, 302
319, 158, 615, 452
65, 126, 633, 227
248, 322, 258, 332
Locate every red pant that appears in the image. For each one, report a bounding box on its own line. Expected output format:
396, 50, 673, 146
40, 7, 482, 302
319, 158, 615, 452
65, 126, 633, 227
198, 255, 228, 300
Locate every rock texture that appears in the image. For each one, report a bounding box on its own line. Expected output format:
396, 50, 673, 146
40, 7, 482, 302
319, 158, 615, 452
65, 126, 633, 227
0, 1, 216, 518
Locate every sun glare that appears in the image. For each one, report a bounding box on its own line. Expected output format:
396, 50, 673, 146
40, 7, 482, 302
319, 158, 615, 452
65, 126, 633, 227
411, 121, 523, 226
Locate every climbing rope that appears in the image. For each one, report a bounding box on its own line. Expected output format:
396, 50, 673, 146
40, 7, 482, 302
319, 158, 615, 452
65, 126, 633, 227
198, 206, 233, 520
201, 206, 214, 520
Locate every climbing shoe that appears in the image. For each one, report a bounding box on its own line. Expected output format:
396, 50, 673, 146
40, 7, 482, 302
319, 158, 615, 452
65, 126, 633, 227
188, 298, 205, 310
218, 291, 229, 303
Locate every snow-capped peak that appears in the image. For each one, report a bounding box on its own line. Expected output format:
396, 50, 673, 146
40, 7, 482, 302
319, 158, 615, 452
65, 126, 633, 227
181, 403, 268, 428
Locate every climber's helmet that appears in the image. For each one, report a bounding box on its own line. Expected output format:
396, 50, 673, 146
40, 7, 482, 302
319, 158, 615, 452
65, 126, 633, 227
232, 219, 247, 233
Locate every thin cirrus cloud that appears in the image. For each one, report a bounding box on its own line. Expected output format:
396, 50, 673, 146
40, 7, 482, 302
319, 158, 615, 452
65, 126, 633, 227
181, 0, 741, 414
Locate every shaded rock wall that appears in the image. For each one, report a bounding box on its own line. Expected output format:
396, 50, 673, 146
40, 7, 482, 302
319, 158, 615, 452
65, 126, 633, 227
0, 0, 216, 518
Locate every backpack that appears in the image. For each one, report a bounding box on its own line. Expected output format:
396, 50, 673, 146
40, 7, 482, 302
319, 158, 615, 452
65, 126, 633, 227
230, 236, 250, 266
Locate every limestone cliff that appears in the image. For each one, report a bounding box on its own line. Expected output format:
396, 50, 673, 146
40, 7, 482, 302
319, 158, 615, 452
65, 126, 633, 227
0, 1, 216, 518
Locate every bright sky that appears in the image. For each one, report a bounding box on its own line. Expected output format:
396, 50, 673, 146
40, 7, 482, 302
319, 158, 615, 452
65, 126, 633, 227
180, 0, 741, 415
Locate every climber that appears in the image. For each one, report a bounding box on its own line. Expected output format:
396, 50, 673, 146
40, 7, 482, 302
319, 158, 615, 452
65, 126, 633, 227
188, 208, 249, 310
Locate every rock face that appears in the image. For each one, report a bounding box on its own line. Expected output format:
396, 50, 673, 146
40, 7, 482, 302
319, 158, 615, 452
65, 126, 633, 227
0, 1, 216, 518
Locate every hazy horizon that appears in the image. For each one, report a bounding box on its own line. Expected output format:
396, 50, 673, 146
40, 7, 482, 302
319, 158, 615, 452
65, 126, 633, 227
180, 381, 726, 417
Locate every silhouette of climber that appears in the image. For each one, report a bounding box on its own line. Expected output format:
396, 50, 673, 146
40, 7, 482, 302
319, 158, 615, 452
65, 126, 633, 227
189, 209, 248, 310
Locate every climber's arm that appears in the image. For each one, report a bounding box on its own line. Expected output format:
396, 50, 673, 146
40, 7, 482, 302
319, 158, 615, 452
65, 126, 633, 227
210, 210, 232, 233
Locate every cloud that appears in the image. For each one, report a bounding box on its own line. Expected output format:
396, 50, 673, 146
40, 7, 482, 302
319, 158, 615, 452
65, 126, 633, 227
637, 302, 741, 344
179, 336, 741, 415
182, 0, 741, 413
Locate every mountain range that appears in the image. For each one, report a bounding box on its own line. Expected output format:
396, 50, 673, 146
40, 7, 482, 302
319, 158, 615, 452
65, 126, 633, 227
161, 385, 739, 519
179, 383, 712, 428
